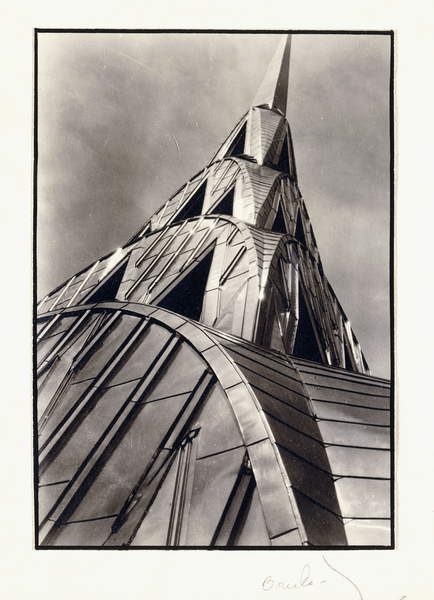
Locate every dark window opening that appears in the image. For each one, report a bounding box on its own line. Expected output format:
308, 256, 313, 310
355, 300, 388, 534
210, 187, 234, 216
225, 123, 246, 157
292, 287, 323, 363
175, 180, 207, 222
277, 135, 291, 174
294, 212, 307, 246
85, 260, 128, 303
344, 341, 355, 372
157, 249, 214, 321
271, 203, 287, 234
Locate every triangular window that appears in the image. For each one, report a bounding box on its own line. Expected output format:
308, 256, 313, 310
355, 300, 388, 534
277, 135, 291, 174
292, 286, 323, 363
210, 188, 234, 216
157, 249, 214, 321
175, 180, 207, 222
85, 259, 128, 303
294, 211, 307, 246
225, 123, 246, 157
344, 340, 355, 372
271, 203, 287, 234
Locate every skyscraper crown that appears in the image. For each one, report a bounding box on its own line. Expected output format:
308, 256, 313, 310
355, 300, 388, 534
38, 34, 369, 375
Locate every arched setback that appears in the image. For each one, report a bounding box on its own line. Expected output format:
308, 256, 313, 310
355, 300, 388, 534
39, 161, 295, 321
36, 302, 308, 545
117, 215, 266, 341
40, 213, 366, 377
256, 172, 299, 231
206, 157, 286, 227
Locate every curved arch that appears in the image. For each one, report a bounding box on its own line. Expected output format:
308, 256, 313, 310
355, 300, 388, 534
36, 302, 311, 545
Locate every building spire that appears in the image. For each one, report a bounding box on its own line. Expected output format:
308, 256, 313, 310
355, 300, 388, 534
252, 34, 291, 115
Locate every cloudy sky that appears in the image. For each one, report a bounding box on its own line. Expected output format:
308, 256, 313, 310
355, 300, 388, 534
37, 32, 390, 377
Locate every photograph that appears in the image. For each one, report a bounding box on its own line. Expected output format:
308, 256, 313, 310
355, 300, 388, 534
35, 30, 392, 548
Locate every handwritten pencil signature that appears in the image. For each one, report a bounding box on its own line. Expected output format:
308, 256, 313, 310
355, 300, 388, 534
261, 555, 406, 599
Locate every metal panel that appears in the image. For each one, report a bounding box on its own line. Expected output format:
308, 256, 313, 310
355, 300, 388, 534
69, 391, 192, 521
175, 322, 215, 352
38, 380, 92, 449
258, 109, 284, 165
304, 385, 389, 410
38, 315, 106, 422
317, 421, 390, 450
277, 445, 341, 516
211, 459, 254, 546
291, 488, 347, 546
335, 478, 390, 518
39, 315, 79, 340
216, 274, 247, 329
252, 386, 318, 437
294, 358, 388, 386
38, 361, 73, 419
73, 314, 140, 383
326, 446, 390, 479
296, 367, 390, 396
41, 336, 182, 528
270, 528, 302, 546
225, 383, 268, 445
150, 309, 186, 330
108, 323, 171, 386
145, 342, 207, 401
226, 350, 306, 396
201, 346, 243, 389
220, 338, 294, 374
230, 279, 249, 338
38, 482, 69, 525
344, 519, 391, 546
234, 486, 270, 546
236, 370, 311, 417
37, 312, 101, 372
39, 380, 140, 487
267, 416, 330, 471
130, 453, 179, 545
195, 383, 243, 458
44, 517, 117, 546
312, 399, 390, 426
186, 446, 245, 545
247, 438, 300, 539
37, 332, 66, 364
